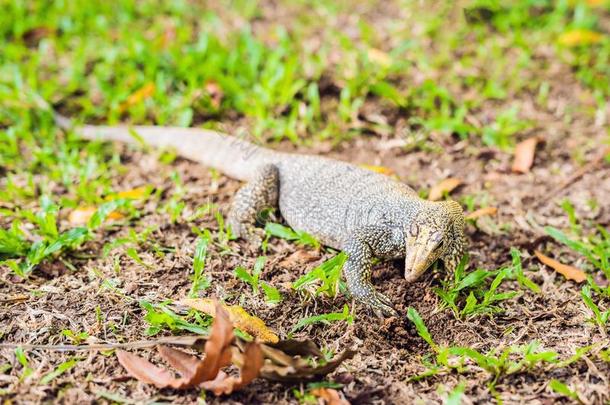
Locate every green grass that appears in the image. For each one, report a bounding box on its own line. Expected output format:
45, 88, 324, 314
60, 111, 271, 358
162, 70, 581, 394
292, 252, 347, 298
188, 234, 211, 298
289, 303, 353, 335
406, 307, 598, 389
234, 255, 282, 304
140, 300, 211, 336
543, 206, 610, 332
0, 197, 134, 278
265, 222, 320, 249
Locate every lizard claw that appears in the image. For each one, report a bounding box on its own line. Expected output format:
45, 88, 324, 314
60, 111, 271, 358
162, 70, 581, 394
369, 292, 398, 318
227, 219, 264, 247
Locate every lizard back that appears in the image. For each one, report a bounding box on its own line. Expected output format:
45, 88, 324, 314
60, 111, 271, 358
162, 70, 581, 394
275, 155, 421, 249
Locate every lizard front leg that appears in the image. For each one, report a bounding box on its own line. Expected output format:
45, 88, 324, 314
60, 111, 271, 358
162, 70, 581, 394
343, 226, 401, 317
227, 164, 279, 244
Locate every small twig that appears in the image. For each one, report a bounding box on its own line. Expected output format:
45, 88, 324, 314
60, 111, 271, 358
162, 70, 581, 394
0, 335, 207, 351
538, 146, 610, 206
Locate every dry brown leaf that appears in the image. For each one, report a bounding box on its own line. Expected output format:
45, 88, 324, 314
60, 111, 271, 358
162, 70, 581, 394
157, 345, 201, 380
68, 206, 124, 225
116, 302, 353, 393
180, 298, 279, 344
428, 178, 462, 201
279, 250, 320, 267
202, 342, 264, 395
195, 301, 235, 382
116, 302, 240, 391
558, 29, 603, 47
311, 388, 351, 405
260, 347, 356, 382
535, 251, 587, 283
268, 339, 323, 358
119, 82, 156, 112
116, 350, 182, 388
465, 207, 498, 220
360, 164, 395, 176
512, 137, 539, 173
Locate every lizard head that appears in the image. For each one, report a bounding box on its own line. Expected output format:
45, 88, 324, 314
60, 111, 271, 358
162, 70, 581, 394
403, 200, 466, 282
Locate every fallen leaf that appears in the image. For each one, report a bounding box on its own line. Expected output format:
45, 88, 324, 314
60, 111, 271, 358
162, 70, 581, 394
279, 250, 320, 267
466, 207, 498, 220
260, 346, 356, 382
180, 298, 279, 344
202, 342, 263, 395
194, 301, 235, 382
535, 251, 587, 283
116, 302, 354, 392
311, 388, 351, 405
267, 339, 323, 358
360, 164, 395, 176
367, 48, 392, 68
512, 137, 539, 173
116, 350, 182, 388
116, 302, 241, 391
119, 82, 156, 112
114, 186, 149, 200
428, 178, 462, 201
558, 29, 603, 47
68, 206, 123, 225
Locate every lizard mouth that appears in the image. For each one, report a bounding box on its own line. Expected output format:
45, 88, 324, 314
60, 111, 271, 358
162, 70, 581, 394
403, 260, 429, 282
403, 241, 438, 282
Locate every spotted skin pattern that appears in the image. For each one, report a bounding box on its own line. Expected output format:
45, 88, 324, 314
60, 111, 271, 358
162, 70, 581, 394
228, 154, 467, 317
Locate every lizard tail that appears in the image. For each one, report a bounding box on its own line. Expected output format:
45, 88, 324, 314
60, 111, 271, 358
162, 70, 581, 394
56, 115, 275, 181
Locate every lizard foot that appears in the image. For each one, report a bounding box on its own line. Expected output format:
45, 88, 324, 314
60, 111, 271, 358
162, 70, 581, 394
228, 219, 264, 247
368, 292, 398, 318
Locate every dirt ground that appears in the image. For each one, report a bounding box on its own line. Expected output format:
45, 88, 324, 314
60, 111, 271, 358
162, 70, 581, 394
2, 71, 610, 404
2, 2, 610, 404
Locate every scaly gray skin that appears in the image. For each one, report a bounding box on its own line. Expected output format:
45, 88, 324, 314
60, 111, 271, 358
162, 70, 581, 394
59, 118, 467, 317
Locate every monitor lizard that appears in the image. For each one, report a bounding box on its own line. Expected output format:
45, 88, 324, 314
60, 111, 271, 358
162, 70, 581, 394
56, 117, 466, 317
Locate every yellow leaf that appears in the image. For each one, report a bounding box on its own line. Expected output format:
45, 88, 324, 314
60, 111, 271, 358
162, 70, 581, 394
68, 206, 124, 225
428, 178, 462, 201
465, 207, 498, 220
535, 251, 587, 283
367, 48, 392, 68
112, 186, 149, 200
180, 298, 279, 344
360, 164, 395, 176
558, 29, 603, 47
119, 82, 156, 112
